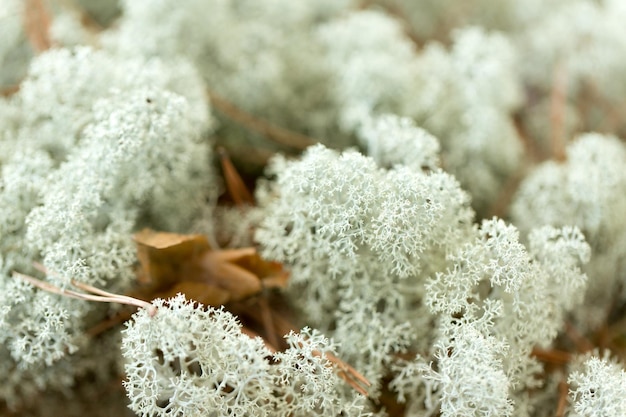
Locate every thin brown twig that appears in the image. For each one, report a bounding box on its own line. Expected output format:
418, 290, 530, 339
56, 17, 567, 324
564, 321, 595, 353
321, 350, 371, 396
554, 378, 569, 417
32, 262, 157, 313
550, 62, 568, 162
23, 0, 53, 52
532, 347, 572, 366
14, 269, 157, 316
207, 90, 317, 150
218, 146, 255, 206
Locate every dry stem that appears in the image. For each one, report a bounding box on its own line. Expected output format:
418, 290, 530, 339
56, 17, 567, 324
218, 146, 255, 205
554, 378, 569, 417
207, 90, 317, 150
550, 63, 568, 162
14, 267, 156, 316
23, 0, 53, 52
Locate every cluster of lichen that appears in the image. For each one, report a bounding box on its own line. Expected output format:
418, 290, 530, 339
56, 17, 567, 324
2, 1, 626, 416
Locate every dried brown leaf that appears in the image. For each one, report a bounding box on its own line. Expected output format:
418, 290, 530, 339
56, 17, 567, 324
132, 229, 288, 306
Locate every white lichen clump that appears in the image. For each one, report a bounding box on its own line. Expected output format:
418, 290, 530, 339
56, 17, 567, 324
122, 294, 368, 417
568, 355, 626, 417
256, 142, 473, 389
0, 45, 217, 405
2, 1, 626, 417
512, 133, 626, 330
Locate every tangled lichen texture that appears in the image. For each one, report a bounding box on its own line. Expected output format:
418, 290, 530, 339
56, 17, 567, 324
3, 1, 626, 417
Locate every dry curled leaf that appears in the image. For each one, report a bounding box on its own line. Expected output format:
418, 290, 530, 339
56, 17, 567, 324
131, 228, 288, 305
